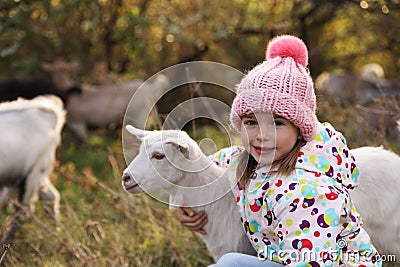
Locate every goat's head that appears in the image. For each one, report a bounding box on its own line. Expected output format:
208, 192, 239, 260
42, 58, 78, 90
122, 125, 205, 194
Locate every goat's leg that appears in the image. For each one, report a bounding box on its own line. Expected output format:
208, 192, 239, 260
67, 121, 88, 142
21, 171, 43, 215
39, 179, 60, 220
0, 187, 12, 210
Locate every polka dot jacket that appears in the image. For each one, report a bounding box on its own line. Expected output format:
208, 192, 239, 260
213, 122, 382, 267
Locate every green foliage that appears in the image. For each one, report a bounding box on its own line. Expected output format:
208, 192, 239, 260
0, 0, 399, 80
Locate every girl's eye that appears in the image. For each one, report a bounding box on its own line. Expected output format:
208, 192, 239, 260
152, 153, 165, 160
274, 120, 285, 126
243, 119, 257, 126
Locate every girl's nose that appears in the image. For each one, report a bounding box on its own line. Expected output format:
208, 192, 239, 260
256, 126, 273, 141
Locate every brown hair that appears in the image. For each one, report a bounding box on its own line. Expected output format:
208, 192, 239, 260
236, 138, 303, 189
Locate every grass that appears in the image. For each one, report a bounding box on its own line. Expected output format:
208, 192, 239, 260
0, 100, 399, 266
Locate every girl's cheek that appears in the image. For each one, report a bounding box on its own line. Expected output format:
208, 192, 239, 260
240, 135, 250, 150
241, 138, 249, 147
244, 143, 251, 151
240, 129, 249, 142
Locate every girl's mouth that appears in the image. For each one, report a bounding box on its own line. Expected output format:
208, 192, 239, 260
254, 146, 275, 155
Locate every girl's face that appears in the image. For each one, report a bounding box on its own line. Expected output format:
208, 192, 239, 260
240, 112, 300, 166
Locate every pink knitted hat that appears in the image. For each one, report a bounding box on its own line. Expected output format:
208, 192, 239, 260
230, 35, 318, 141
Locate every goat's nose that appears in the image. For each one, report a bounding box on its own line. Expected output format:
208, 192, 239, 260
122, 173, 131, 184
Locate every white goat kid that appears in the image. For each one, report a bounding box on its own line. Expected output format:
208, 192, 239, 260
0, 95, 65, 219
122, 125, 256, 261
122, 126, 400, 261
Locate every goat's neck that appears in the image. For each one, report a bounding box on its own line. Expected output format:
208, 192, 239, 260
181, 155, 224, 187
52, 73, 74, 91
169, 154, 229, 208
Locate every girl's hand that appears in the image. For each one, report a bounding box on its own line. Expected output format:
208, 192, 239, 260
177, 207, 208, 235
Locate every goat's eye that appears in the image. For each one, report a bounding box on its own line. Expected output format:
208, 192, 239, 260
152, 153, 165, 160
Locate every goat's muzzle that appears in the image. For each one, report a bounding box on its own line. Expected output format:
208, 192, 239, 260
122, 173, 139, 191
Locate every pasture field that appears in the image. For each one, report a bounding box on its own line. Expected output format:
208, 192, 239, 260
1, 126, 216, 266
1, 104, 399, 266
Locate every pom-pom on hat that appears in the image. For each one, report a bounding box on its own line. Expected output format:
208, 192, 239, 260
230, 35, 318, 141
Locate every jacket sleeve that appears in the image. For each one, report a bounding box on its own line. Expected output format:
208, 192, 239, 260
208, 146, 243, 169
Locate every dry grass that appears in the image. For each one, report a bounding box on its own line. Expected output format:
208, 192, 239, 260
1, 128, 213, 266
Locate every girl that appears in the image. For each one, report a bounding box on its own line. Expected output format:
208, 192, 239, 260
178, 35, 382, 266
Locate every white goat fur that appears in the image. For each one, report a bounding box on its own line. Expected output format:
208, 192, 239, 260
0, 95, 65, 218
122, 127, 400, 261
122, 126, 256, 261
349, 146, 400, 259
66, 79, 142, 141
66, 76, 171, 142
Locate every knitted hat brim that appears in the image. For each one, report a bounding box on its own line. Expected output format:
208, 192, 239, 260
230, 90, 317, 141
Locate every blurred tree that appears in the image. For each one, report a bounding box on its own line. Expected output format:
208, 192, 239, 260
0, 0, 399, 81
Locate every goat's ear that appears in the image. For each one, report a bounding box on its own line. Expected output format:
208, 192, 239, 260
125, 125, 150, 140
167, 142, 190, 159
